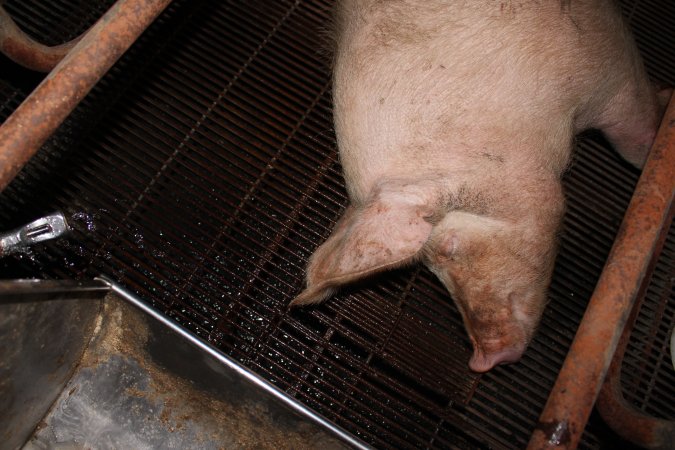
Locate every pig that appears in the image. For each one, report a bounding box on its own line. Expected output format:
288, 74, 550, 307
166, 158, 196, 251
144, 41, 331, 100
290, 0, 670, 372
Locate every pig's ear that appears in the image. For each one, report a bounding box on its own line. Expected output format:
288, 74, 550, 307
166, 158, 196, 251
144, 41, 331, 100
290, 194, 434, 306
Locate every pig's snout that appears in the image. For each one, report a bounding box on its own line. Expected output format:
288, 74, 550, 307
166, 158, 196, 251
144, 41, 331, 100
468, 337, 526, 373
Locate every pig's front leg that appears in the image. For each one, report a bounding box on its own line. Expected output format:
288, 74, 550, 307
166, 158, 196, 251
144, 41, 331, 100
595, 80, 672, 168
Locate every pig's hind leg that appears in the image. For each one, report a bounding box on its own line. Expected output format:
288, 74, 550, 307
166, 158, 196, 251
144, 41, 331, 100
594, 76, 671, 168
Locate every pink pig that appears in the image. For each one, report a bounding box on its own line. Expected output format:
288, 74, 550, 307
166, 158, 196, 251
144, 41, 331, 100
291, 0, 669, 372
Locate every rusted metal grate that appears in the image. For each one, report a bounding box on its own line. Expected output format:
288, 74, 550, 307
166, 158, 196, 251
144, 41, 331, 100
0, 0, 673, 448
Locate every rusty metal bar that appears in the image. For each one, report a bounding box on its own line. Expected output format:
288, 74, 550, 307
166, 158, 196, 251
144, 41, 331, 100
0, 0, 172, 193
595, 273, 675, 450
598, 383, 675, 450
527, 94, 675, 450
0, 6, 81, 72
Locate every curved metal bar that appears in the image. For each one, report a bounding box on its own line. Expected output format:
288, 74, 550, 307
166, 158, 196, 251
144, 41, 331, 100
596, 331, 675, 449
0, 0, 172, 193
0, 6, 81, 72
527, 93, 675, 449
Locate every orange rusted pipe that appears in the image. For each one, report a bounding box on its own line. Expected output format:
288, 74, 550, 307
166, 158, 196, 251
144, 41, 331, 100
527, 94, 675, 450
0, 6, 81, 72
0, 0, 172, 192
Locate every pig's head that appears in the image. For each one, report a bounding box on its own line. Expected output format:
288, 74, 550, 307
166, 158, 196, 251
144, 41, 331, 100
423, 210, 557, 372
291, 180, 562, 372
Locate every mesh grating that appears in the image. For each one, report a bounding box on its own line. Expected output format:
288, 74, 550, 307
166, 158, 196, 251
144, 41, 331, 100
0, 1, 673, 448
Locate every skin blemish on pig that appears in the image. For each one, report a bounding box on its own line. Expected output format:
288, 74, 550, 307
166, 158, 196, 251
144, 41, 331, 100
560, 0, 571, 13
478, 151, 505, 164
443, 184, 492, 215
499, 1, 523, 16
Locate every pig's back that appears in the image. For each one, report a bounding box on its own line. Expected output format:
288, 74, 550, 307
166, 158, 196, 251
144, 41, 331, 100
333, 0, 641, 202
